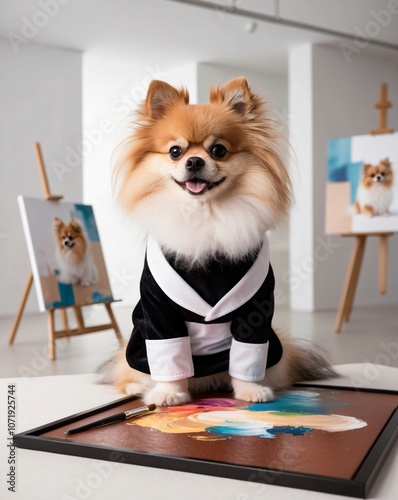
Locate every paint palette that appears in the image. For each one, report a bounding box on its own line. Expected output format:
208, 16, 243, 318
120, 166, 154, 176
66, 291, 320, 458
15, 386, 398, 498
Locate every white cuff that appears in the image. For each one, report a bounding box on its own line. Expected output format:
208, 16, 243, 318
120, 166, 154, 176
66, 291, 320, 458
229, 339, 269, 381
146, 337, 194, 381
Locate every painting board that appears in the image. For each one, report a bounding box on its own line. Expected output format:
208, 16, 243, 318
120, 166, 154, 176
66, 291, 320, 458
14, 386, 398, 498
326, 132, 398, 234
18, 196, 113, 311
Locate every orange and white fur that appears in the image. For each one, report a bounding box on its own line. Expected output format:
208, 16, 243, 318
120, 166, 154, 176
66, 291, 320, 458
53, 217, 99, 286
354, 158, 394, 217
102, 78, 335, 406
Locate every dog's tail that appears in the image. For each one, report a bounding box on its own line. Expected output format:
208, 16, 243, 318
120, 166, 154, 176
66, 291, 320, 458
95, 342, 134, 393
264, 329, 338, 389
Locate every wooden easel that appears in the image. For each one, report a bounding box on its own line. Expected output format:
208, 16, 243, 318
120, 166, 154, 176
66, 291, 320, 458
335, 83, 395, 332
8, 143, 124, 359
370, 83, 393, 135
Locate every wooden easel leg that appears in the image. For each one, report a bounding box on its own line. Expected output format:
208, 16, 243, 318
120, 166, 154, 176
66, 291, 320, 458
47, 309, 56, 360
8, 272, 34, 344
73, 306, 85, 330
335, 236, 366, 333
105, 302, 124, 347
343, 236, 367, 322
379, 235, 388, 294
60, 308, 69, 331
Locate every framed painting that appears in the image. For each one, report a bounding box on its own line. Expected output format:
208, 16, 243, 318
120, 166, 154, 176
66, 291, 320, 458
14, 385, 398, 498
18, 196, 113, 311
325, 132, 398, 234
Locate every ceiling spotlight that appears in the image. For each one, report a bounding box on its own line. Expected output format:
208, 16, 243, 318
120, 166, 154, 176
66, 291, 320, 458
245, 21, 257, 34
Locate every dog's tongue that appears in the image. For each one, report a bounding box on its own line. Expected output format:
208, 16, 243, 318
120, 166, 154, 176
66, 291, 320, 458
185, 180, 207, 194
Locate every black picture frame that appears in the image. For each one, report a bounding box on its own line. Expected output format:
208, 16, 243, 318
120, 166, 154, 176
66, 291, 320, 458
14, 385, 398, 499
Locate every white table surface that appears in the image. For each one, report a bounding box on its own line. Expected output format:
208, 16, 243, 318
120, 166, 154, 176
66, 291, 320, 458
1, 364, 397, 500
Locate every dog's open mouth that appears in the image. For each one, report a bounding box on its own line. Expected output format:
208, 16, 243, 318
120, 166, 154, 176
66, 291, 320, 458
173, 176, 226, 195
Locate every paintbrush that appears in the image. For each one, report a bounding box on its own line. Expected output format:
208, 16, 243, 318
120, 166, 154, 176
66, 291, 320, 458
64, 404, 156, 435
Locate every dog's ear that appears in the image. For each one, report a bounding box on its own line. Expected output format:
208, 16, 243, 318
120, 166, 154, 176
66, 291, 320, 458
53, 217, 64, 233
146, 80, 189, 119
363, 163, 372, 173
381, 157, 391, 169
209, 77, 252, 115
69, 219, 81, 233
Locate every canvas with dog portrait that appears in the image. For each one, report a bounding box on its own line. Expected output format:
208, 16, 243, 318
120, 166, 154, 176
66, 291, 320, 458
18, 196, 113, 311
325, 131, 398, 234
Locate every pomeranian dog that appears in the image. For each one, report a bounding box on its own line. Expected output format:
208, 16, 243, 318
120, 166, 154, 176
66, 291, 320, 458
354, 158, 394, 217
101, 78, 335, 406
53, 217, 99, 286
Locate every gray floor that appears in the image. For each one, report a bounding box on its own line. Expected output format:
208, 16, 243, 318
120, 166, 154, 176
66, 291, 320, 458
1, 303, 397, 379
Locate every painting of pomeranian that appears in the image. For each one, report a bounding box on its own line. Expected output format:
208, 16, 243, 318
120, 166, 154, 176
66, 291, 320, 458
354, 158, 394, 217
53, 217, 99, 286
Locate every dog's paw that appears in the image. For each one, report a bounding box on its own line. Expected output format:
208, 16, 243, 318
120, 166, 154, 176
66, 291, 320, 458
124, 382, 145, 396
232, 379, 274, 403
144, 381, 191, 407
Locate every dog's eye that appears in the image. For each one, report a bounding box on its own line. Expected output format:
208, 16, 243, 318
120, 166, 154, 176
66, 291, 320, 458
371, 174, 375, 178
169, 146, 183, 160
210, 144, 227, 159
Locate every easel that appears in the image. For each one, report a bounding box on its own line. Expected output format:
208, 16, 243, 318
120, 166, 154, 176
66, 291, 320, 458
8, 143, 124, 359
335, 83, 395, 332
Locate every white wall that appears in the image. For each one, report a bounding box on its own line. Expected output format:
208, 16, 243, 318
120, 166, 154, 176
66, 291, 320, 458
289, 44, 398, 311
82, 55, 198, 310
0, 39, 82, 317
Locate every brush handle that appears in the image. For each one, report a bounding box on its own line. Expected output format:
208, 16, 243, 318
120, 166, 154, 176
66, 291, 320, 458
65, 412, 125, 435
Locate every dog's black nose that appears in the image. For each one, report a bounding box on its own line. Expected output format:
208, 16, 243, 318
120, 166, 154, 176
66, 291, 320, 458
185, 156, 205, 173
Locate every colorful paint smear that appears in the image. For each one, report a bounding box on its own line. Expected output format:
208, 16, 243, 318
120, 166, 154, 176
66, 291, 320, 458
128, 390, 367, 440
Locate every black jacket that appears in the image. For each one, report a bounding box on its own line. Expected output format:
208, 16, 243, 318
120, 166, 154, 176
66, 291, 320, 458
126, 236, 282, 381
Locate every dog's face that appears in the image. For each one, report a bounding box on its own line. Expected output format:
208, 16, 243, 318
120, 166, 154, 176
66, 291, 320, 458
53, 218, 86, 258
155, 120, 233, 199
139, 82, 258, 203
115, 78, 292, 261
361, 158, 394, 188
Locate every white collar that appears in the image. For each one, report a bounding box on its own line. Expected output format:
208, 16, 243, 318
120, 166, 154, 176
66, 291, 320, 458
146, 236, 270, 322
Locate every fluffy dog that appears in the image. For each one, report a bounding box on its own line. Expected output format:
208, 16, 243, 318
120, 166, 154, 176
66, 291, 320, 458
354, 158, 394, 217
102, 78, 335, 406
53, 217, 99, 286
